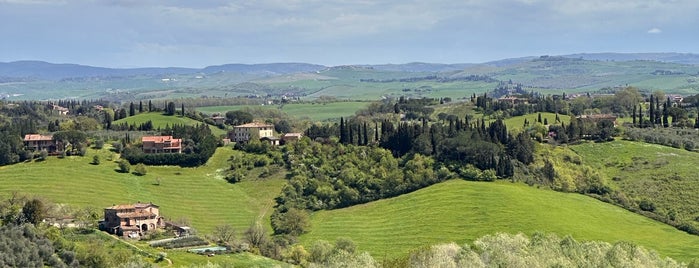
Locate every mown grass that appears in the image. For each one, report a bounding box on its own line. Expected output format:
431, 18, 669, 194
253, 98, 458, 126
112, 112, 228, 137
195, 101, 370, 122
571, 140, 699, 227
503, 112, 571, 132
0, 147, 284, 235
301, 179, 699, 262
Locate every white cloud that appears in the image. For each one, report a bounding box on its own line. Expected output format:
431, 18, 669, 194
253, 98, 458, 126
647, 27, 662, 34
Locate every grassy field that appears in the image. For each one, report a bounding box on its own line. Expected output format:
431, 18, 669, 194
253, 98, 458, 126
503, 112, 572, 131
0, 147, 283, 235
112, 112, 228, 137
300, 179, 699, 262
571, 140, 699, 227
195, 101, 370, 122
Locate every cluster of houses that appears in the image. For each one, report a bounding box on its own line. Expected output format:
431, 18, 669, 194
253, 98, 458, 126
21, 121, 302, 156
228, 122, 303, 145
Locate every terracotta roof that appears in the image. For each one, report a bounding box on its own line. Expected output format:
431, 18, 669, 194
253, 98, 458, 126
142, 136, 180, 142
23, 134, 53, 141
117, 211, 157, 218
234, 122, 273, 128
107, 202, 158, 210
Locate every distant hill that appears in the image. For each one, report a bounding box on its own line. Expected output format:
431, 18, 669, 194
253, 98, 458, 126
360, 62, 475, 72
562, 52, 699, 65
202, 63, 326, 75
0, 61, 197, 80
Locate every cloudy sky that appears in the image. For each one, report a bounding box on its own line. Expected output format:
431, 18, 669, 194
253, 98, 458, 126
0, 0, 697, 67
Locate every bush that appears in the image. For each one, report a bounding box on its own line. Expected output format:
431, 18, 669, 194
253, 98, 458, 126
639, 199, 656, 212
94, 139, 105, 149
92, 155, 100, 165
133, 163, 147, 176
117, 160, 131, 173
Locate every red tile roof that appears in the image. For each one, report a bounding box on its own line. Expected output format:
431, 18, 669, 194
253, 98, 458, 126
142, 136, 179, 142
234, 122, 273, 128
23, 134, 53, 141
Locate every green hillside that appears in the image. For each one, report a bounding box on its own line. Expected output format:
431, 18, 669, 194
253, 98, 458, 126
196, 101, 370, 122
112, 112, 227, 137
571, 140, 699, 228
0, 147, 282, 234
301, 179, 699, 262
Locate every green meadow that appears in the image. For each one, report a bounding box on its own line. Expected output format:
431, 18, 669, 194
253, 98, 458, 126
301, 179, 699, 262
195, 101, 370, 121
571, 140, 699, 226
0, 147, 283, 235
112, 112, 228, 137
503, 112, 571, 131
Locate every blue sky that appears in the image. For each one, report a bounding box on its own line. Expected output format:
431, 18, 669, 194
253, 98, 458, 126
1, 0, 697, 67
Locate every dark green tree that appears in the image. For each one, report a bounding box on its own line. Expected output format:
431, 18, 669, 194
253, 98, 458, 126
21, 198, 44, 225
225, 110, 253, 126
129, 102, 135, 117
165, 102, 176, 116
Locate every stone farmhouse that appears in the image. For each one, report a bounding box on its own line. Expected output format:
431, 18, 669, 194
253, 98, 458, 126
101, 202, 163, 238
23, 134, 58, 154
282, 133, 303, 144
229, 122, 275, 144
576, 114, 618, 127
142, 136, 182, 154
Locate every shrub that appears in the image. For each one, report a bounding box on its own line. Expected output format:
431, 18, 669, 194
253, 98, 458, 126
93, 139, 105, 149
639, 199, 656, 212
92, 155, 100, 165
117, 160, 131, 173
133, 163, 147, 176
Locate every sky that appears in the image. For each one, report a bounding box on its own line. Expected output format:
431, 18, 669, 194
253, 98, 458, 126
0, 0, 698, 68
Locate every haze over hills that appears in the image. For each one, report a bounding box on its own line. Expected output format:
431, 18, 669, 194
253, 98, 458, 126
1, 52, 698, 80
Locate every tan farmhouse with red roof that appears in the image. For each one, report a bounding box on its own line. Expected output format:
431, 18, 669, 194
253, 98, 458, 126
101, 202, 163, 238
142, 136, 182, 154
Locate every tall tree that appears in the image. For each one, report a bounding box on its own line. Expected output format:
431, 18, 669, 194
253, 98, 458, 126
181, 103, 185, 116
363, 122, 369, 146
339, 117, 347, 144
649, 95, 655, 125
148, 100, 152, 112
632, 105, 637, 127
129, 102, 135, 117
166, 102, 176, 116
138, 101, 143, 113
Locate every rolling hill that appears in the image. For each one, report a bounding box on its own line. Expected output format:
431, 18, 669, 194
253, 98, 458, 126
300, 179, 699, 262
3, 53, 699, 101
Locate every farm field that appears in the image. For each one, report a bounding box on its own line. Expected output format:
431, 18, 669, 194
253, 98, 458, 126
195, 101, 370, 122
112, 112, 228, 137
0, 147, 284, 235
300, 179, 699, 262
503, 112, 571, 131
571, 140, 699, 227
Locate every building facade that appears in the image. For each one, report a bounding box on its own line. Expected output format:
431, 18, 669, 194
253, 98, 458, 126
142, 136, 182, 154
23, 134, 57, 153
229, 122, 275, 143
102, 203, 163, 238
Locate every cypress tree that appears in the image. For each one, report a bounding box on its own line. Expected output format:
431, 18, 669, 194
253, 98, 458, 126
649, 95, 655, 125
129, 102, 135, 117
181, 103, 185, 116
349, 123, 354, 145
340, 117, 346, 144
655, 97, 661, 125
139, 101, 143, 113
362, 122, 369, 145
148, 100, 152, 112
374, 122, 379, 143
632, 105, 637, 127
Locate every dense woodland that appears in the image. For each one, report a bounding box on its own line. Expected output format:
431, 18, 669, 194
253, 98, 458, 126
3, 85, 699, 266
